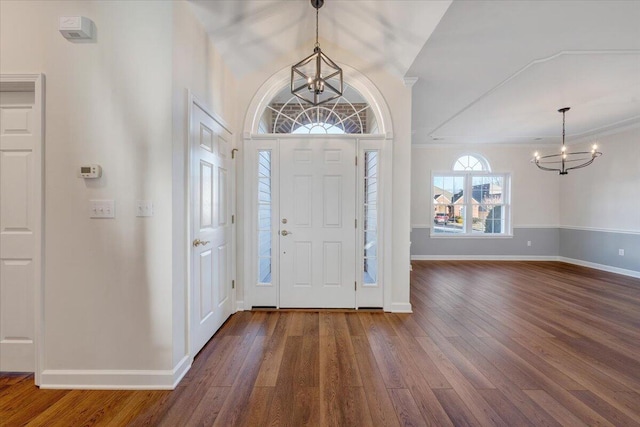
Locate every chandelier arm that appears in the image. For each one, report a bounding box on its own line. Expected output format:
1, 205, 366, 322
322, 81, 342, 97
533, 163, 562, 173
312, 94, 341, 106
565, 158, 596, 172
537, 153, 564, 160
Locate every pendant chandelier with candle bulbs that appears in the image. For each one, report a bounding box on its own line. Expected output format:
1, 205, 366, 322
532, 107, 602, 175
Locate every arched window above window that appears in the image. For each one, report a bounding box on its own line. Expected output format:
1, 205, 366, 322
453, 154, 490, 172
257, 83, 378, 134
433, 153, 510, 236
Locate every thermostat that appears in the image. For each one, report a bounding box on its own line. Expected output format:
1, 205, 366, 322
79, 165, 102, 179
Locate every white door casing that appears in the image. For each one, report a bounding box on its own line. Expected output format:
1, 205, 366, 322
279, 138, 357, 308
0, 75, 43, 377
243, 66, 394, 311
189, 97, 233, 357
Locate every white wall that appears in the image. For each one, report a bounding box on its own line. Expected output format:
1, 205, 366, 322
560, 127, 640, 232
411, 144, 560, 228
0, 0, 175, 377
233, 39, 413, 311
171, 1, 237, 367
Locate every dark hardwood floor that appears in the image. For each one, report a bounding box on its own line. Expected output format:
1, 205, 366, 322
2, 261, 640, 426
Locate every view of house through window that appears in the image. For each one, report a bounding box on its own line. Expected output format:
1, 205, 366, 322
433, 155, 510, 235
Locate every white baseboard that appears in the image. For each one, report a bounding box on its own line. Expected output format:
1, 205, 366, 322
39, 355, 191, 390
559, 257, 640, 279
171, 355, 191, 388
411, 255, 559, 261
410, 255, 640, 279
389, 302, 413, 313
236, 300, 245, 312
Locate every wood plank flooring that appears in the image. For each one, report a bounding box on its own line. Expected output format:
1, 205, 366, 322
2, 261, 640, 426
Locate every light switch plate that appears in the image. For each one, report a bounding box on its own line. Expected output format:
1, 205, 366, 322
90, 200, 115, 218
136, 200, 153, 217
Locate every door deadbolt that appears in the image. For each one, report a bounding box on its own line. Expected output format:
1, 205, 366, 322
282, 218, 287, 224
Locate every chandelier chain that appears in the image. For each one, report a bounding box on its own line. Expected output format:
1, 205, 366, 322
562, 108, 566, 147
315, 7, 319, 48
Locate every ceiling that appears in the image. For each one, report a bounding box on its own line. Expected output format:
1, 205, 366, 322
408, 0, 640, 145
189, 0, 640, 145
188, 0, 451, 79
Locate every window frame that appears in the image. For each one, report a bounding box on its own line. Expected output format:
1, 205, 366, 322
430, 170, 512, 238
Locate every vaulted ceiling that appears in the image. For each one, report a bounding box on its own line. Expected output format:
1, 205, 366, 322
188, 0, 451, 78
189, 0, 640, 145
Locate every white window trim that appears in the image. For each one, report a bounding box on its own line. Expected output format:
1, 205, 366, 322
430, 170, 512, 238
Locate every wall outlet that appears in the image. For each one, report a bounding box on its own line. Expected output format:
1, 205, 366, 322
90, 200, 115, 218
619, 249, 625, 256
136, 200, 154, 217
527, 241, 532, 247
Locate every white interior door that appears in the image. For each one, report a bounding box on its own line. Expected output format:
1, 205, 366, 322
190, 100, 233, 357
0, 76, 42, 373
279, 138, 356, 308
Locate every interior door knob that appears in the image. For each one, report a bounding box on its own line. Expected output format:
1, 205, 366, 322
281, 230, 292, 236
193, 238, 210, 247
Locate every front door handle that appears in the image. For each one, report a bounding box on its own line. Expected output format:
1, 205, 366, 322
193, 238, 210, 247
281, 230, 292, 236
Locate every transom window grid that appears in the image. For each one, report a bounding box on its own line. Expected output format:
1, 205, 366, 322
258, 84, 378, 134
453, 154, 490, 172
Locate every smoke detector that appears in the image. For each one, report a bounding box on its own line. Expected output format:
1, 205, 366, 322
59, 16, 93, 40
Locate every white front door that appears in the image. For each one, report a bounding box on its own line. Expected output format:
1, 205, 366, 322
279, 138, 356, 308
0, 76, 43, 373
190, 100, 233, 357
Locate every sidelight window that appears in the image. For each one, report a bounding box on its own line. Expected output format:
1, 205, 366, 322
258, 150, 272, 283
363, 151, 379, 284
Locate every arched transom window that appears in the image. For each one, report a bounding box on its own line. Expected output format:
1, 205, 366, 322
453, 154, 490, 172
257, 83, 379, 134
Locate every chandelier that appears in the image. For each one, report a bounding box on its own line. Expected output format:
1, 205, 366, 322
291, 0, 343, 105
532, 107, 602, 175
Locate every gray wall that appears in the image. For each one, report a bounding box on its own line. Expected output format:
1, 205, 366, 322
410, 227, 559, 257
411, 226, 639, 275
559, 228, 640, 273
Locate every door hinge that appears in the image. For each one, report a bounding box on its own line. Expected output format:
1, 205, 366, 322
231, 214, 235, 224
355, 218, 357, 228
355, 156, 358, 166
355, 281, 357, 290
232, 280, 235, 289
